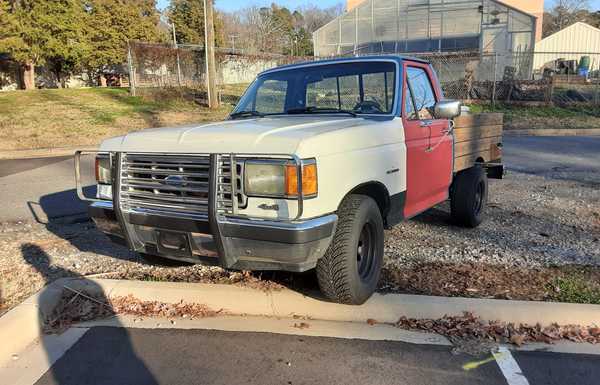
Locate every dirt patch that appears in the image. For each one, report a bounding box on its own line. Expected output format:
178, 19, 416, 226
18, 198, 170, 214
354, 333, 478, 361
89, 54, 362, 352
381, 263, 600, 303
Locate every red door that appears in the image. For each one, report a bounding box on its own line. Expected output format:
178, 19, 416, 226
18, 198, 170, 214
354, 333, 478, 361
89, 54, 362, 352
402, 62, 453, 218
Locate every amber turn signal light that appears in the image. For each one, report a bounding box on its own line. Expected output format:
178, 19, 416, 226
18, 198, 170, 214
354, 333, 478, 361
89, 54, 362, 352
285, 162, 317, 197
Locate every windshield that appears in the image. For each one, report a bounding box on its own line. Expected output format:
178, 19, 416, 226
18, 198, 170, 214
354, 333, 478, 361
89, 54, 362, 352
231, 61, 396, 118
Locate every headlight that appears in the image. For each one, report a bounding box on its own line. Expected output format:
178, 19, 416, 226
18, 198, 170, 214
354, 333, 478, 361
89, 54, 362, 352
244, 159, 317, 198
95, 154, 112, 200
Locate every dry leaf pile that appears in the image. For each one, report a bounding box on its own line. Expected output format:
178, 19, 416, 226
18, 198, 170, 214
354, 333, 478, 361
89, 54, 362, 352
45, 291, 114, 333
394, 312, 600, 346
44, 290, 223, 334
110, 294, 223, 319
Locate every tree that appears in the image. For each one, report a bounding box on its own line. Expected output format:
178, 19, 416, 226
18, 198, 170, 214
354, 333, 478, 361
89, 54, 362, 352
299, 4, 344, 34
84, 0, 164, 85
42, 1, 89, 87
543, 0, 591, 37
167, 0, 224, 46
0, 0, 88, 89
220, 4, 340, 56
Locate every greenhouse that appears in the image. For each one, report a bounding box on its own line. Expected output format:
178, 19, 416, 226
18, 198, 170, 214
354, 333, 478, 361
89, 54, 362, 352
313, 0, 537, 57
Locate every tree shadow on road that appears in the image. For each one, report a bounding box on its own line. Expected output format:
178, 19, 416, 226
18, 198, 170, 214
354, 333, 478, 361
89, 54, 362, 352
21, 243, 158, 385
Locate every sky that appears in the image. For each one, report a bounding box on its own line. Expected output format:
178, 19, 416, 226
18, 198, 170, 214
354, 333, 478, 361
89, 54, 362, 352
157, 0, 600, 13
157, 0, 343, 12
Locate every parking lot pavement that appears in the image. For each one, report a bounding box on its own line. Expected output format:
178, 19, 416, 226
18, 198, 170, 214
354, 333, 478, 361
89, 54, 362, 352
514, 351, 600, 385
35, 327, 505, 385
503, 136, 600, 180
0, 155, 95, 223
30, 327, 600, 385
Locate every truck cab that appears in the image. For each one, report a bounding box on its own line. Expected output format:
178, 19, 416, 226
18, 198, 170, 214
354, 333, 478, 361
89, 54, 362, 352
78, 56, 503, 304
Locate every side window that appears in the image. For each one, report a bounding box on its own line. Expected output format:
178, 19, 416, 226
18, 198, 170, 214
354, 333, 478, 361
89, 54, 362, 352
255, 79, 287, 113
406, 67, 436, 120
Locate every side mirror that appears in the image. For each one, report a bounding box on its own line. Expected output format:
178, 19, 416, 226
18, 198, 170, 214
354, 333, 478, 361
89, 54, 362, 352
434, 100, 462, 119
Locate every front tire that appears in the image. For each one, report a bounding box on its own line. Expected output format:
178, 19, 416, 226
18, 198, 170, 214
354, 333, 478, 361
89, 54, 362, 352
450, 166, 488, 228
316, 195, 384, 305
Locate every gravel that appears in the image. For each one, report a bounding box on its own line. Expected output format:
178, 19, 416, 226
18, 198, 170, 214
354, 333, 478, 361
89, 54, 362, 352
384, 171, 600, 269
1, 170, 599, 315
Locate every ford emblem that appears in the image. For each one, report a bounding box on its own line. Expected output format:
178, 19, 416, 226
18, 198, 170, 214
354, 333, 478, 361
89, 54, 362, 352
163, 175, 186, 187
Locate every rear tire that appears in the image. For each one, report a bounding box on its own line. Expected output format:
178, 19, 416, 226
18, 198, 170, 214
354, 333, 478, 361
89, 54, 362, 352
316, 194, 384, 305
450, 166, 488, 228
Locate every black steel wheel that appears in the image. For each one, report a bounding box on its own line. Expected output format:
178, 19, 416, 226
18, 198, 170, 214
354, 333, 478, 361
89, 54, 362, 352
450, 166, 488, 228
357, 222, 377, 282
316, 194, 384, 305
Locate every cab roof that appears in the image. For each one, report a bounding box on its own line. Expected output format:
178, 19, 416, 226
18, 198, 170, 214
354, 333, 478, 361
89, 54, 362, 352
259, 55, 430, 76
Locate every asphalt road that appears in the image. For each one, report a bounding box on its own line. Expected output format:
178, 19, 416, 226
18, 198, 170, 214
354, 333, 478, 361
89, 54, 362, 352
0, 155, 95, 223
33, 327, 600, 385
502, 136, 600, 177
1, 136, 599, 223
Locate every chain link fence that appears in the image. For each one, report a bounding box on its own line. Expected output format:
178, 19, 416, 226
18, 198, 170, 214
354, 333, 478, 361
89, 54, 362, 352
128, 42, 600, 111
127, 42, 316, 106
407, 50, 600, 107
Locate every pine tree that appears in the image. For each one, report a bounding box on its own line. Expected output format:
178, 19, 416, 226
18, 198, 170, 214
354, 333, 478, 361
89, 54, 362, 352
167, 0, 224, 46
0, 0, 89, 89
84, 0, 163, 84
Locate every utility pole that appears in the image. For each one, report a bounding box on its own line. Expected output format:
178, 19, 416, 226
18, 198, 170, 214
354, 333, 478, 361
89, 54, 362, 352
204, 0, 219, 109
229, 34, 239, 53
127, 42, 136, 96
172, 23, 182, 87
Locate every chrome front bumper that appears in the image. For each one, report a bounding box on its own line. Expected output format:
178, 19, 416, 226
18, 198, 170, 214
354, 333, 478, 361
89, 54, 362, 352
89, 201, 337, 272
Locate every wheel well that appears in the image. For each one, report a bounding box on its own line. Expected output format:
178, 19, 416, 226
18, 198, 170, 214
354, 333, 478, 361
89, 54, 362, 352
475, 156, 485, 164
346, 182, 390, 220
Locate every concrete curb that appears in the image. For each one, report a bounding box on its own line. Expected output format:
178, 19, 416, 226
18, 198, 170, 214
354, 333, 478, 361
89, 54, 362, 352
0, 146, 97, 160
3, 278, 600, 365
504, 128, 600, 137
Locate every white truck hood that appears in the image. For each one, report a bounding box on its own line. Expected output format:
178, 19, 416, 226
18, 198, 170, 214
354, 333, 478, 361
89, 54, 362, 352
100, 116, 385, 157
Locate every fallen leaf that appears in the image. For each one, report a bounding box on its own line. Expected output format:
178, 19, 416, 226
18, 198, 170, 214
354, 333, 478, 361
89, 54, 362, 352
293, 322, 310, 329
367, 318, 378, 326
510, 334, 525, 346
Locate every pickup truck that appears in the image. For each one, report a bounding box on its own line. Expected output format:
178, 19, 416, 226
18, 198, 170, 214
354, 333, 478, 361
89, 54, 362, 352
76, 56, 504, 305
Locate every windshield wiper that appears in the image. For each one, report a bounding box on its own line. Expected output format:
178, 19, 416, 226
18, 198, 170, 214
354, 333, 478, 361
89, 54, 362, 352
286, 107, 357, 117
229, 110, 265, 119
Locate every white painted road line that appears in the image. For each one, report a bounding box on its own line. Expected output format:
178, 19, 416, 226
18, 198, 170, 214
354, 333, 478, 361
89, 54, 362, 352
494, 347, 530, 385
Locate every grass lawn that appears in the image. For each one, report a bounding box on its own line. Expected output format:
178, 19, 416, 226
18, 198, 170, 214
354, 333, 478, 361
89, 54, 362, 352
468, 103, 600, 130
0, 87, 242, 151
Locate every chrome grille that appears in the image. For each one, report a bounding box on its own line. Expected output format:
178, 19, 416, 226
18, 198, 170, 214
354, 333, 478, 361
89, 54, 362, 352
119, 153, 234, 219
216, 155, 234, 214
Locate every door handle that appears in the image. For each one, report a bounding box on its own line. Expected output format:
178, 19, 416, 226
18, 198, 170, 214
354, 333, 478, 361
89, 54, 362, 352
419, 120, 433, 127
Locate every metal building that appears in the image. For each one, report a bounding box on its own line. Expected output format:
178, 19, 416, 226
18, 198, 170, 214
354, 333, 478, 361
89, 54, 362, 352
533, 22, 600, 73
313, 0, 537, 57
